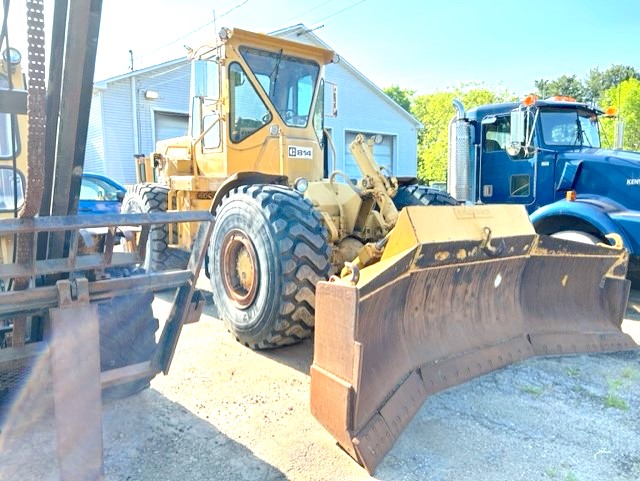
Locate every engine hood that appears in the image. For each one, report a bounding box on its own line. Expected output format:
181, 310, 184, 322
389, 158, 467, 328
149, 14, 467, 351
560, 147, 640, 166
556, 148, 640, 210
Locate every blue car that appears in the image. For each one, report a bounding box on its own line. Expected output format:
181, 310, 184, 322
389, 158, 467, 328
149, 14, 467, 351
78, 172, 126, 215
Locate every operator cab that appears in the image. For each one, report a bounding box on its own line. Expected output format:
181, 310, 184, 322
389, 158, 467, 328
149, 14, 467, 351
183, 28, 334, 182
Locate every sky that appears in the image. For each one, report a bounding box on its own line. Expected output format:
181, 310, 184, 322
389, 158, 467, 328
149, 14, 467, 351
5, 0, 640, 97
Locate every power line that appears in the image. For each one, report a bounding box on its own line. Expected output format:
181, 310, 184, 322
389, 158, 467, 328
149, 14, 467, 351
306, 0, 367, 26
220, 0, 250, 17
132, 0, 251, 64
276, 0, 338, 27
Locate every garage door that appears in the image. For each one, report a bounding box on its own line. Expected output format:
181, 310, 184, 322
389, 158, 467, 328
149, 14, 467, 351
344, 131, 394, 179
155, 111, 188, 142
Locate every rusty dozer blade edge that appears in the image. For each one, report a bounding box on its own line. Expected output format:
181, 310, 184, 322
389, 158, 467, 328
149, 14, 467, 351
310, 205, 637, 474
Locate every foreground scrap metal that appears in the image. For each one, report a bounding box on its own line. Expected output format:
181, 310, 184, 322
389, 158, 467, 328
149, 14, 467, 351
310, 204, 637, 473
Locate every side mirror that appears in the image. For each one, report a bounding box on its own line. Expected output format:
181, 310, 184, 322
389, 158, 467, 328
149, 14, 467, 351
510, 110, 525, 143
116, 191, 125, 202
233, 71, 245, 87
505, 142, 524, 158
192, 59, 220, 98
506, 109, 532, 159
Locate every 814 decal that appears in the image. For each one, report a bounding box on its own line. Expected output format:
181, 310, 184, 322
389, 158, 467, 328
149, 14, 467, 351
288, 146, 313, 159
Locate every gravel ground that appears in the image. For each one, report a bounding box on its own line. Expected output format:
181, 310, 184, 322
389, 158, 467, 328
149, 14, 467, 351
0, 288, 639, 481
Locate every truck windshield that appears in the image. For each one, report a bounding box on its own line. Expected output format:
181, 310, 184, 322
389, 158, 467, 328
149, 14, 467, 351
539, 109, 600, 148
240, 46, 319, 128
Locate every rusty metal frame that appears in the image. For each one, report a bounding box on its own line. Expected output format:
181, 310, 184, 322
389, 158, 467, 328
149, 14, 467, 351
310, 206, 637, 474
1, 210, 213, 481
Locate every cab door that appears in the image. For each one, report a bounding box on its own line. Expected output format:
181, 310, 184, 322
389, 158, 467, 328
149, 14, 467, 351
479, 115, 535, 208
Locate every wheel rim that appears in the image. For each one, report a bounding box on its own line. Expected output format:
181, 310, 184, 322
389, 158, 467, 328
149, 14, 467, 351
220, 229, 259, 309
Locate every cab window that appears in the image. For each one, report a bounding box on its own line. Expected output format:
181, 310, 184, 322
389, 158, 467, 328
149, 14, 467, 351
228, 62, 271, 143
483, 116, 511, 153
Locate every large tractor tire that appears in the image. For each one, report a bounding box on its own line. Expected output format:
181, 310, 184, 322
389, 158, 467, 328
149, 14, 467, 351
99, 288, 159, 402
121, 183, 171, 272
209, 184, 331, 349
393, 184, 457, 209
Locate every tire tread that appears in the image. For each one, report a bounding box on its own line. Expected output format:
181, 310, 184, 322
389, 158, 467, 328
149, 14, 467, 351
213, 184, 331, 349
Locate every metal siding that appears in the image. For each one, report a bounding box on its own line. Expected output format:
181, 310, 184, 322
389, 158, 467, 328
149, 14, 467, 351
88, 61, 190, 185
323, 61, 417, 178
100, 79, 135, 184
84, 91, 105, 174
344, 131, 394, 179
155, 111, 188, 140
135, 62, 190, 153
89, 39, 418, 184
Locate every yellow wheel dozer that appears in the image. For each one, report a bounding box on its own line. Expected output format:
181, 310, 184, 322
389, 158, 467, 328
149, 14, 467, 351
121, 26, 637, 475
310, 204, 636, 473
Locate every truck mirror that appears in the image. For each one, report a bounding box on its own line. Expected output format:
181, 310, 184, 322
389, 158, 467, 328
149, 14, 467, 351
505, 109, 531, 159
510, 110, 525, 143
505, 142, 524, 158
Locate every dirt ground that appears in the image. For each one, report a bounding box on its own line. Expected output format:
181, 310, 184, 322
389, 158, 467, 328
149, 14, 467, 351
0, 288, 639, 481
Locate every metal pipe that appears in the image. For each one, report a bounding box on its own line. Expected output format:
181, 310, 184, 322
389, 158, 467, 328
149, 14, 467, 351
132, 76, 140, 155
452, 98, 466, 120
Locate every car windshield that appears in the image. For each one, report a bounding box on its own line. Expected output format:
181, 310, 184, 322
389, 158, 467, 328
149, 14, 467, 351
80, 176, 122, 201
539, 109, 601, 148
239, 46, 319, 128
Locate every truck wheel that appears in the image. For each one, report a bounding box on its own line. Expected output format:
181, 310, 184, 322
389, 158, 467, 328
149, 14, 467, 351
121, 183, 186, 271
209, 185, 331, 349
550, 230, 601, 245
393, 184, 457, 209
99, 289, 159, 402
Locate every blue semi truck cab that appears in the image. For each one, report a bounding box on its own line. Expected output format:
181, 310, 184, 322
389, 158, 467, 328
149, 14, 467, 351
447, 97, 640, 283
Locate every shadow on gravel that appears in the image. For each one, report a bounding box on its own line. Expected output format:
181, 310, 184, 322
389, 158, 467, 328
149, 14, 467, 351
155, 285, 316, 376
0, 379, 286, 481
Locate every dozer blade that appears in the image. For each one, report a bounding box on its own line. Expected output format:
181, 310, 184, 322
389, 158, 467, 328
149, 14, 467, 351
310, 205, 636, 474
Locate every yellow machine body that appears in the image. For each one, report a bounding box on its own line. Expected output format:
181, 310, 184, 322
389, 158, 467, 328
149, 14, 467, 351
0, 58, 28, 266
136, 29, 401, 266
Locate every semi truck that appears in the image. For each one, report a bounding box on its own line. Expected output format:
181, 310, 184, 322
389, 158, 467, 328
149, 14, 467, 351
447, 96, 640, 284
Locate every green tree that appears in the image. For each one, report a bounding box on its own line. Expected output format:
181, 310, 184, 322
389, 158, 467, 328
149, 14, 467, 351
534, 79, 550, 98
600, 78, 640, 150
383, 85, 415, 113
412, 86, 512, 183
545, 75, 586, 101
585, 65, 640, 103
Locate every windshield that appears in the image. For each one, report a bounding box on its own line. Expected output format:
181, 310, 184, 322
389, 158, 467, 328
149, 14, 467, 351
539, 109, 601, 148
240, 46, 320, 128
80, 176, 123, 201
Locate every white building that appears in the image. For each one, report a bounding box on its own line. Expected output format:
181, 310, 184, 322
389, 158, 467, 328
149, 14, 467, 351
85, 25, 422, 184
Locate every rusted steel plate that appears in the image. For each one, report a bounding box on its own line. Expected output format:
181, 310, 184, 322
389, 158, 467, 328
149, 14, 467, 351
311, 206, 636, 474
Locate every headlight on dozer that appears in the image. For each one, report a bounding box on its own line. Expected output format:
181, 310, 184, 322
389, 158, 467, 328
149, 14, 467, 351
2, 47, 22, 67
293, 177, 308, 194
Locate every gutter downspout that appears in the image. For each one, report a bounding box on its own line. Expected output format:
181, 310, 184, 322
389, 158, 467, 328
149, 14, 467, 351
131, 76, 139, 155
